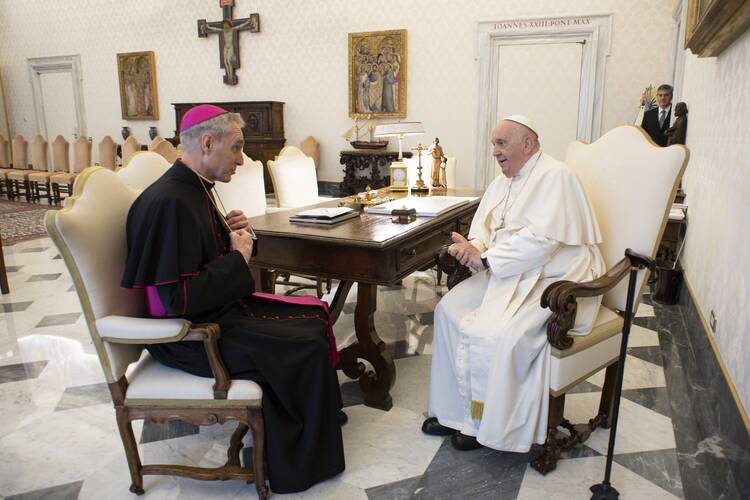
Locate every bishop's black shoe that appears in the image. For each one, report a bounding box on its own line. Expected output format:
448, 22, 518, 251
339, 410, 348, 426
450, 432, 482, 451
421, 417, 458, 436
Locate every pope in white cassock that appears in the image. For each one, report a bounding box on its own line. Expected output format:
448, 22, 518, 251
423, 115, 606, 452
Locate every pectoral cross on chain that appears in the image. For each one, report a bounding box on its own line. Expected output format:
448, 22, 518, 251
197, 0, 260, 85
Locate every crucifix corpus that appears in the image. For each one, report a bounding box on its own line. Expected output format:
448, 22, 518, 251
197, 0, 260, 85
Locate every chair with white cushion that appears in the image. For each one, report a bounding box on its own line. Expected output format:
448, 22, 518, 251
266, 146, 337, 297
45, 167, 268, 498
149, 136, 179, 164
214, 153, 268, 217
437, 126, 687, 473
116, 151, 170, 190
267, 146, 331, 208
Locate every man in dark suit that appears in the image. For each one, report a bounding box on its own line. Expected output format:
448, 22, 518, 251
641, 84, 673, 147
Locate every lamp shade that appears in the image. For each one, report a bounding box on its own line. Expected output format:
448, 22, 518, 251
373, 122, 424, 138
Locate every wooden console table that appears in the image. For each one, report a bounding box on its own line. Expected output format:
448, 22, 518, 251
172, 101, 285, 192
339, 150, 413, 195
248, 190, 481, 410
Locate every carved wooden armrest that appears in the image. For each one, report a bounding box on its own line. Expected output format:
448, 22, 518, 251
541, 257, 632, 350
183, 323, 231, 400
434, 245, 472, 290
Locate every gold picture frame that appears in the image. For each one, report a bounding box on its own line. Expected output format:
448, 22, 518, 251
685, 0, 750, 57
348, 29, 407, 118
117, 51, 159, 120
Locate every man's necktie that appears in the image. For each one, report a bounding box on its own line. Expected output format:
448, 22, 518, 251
659, 109, 666, 128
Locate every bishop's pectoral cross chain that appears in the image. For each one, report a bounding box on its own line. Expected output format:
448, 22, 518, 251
197, 0, 260, 85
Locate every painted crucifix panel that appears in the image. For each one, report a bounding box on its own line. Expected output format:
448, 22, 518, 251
197, 0, 260, 85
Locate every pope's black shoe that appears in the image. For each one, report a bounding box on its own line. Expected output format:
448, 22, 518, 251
421, 417, 458, 436
450, 432, 482, 451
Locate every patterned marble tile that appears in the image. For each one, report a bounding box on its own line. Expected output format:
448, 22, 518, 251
52, 254, 61, 260
5, 480, 83, 500
410, 437, 528, 499
628, 324, 662, 347
140, 420, 200, 444
26, 273, 61, 282
517, 456, 680, 499
636, 303, 656, 317
621, 387, 672, 419
566, 379, 601, 394
18, 247, 48, 253
0, 360, 48, 384
365, 474, 421, 500
614, 448, 684, 498
5, 265, 23, 272
54, 382, 111, 411
559, 444, 602, 460
0, 301, 33, 313
628, 345, 665, 366
588, 354, 666, 389
565, 392, 676, 455
35, 312, 81, 328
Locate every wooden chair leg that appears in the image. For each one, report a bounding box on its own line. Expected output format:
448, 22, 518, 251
114, 409, 145, 495
316, 278, 324, 298
530, 394, 566, 475
23, 180, 31, 202
248, 409, 268, 500
597, 362, 619, 429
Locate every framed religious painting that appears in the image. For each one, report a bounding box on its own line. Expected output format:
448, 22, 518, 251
348, 29, 407, 118
116, 51, 159, 120
685, 0, 750, 57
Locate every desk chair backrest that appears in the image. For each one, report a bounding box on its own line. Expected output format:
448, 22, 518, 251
0, 134, 9, 168
268, 145, 320, 208
31, 135, 48, 171
98, 136, 117, 170
564, 125, 688, 311
214, 153, 267, 217
72, 136, 92, 173
149, 137, 179, 164
52, 135, 70, 173
116, 151, 171, 190
122, 136, 141, 167
45, 167, 145, 383
11, 134, 27, 169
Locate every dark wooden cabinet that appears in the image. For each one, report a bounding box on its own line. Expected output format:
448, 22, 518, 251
172, 101, 285, 191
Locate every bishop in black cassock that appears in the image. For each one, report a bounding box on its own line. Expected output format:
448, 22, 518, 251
120, 105, 344, 493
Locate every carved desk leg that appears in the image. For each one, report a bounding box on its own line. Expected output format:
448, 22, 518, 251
338, 282, 395, 410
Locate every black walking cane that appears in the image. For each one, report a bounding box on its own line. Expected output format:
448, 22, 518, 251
590, 248, 655, 500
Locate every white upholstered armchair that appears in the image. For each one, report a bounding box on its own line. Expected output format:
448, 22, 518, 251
45, 167, 268, 498
437, 126, 688, 473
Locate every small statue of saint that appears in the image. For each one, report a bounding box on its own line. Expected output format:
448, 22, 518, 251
666, 102, 688, 146
429, 137, 444, 187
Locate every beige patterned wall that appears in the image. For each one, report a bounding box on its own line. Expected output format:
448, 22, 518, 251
0, 0, 673, 184
680, 30, 750, 414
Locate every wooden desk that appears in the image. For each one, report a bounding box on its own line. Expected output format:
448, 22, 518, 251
248, 190, 481, 410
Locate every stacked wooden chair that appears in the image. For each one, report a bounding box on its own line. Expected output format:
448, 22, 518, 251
115, 151, 170, 190
98, 135, 118, 171
51, 136, 90, 204
0, 134, 12, 197
121, 136, 141, 167
5, 134, 31, 201
148, 136, 179, 164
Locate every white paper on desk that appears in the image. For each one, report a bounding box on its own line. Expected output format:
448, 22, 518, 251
293, 207, 354, 219
367, 196, 478, 217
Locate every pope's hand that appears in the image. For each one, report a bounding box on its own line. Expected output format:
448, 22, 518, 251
447, 232, 482, 270
230, 229, 254, 263
226, 209, 249, 231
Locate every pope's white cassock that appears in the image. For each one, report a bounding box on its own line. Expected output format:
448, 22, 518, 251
429, 149, 606, 452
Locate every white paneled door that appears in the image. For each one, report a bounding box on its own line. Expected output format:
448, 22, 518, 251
40, 71, 78, 144
496, 42, 583, 165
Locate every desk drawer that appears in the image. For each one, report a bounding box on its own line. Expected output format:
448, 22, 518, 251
396, 229, 452, 271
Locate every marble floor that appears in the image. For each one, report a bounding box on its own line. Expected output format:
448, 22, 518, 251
0, 237, 744, 499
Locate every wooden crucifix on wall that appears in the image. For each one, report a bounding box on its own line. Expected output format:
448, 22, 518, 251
197, 0, 260, 85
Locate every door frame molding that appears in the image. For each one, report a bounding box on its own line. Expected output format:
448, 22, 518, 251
27, 54, 86, 140
474, 14, 612, 188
